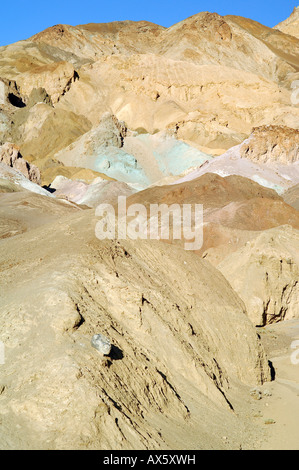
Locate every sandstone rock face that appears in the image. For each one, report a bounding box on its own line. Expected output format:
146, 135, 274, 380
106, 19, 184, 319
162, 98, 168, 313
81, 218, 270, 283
217, 226, 299, 326
15, 61, 79, 104
0, 143, 41, 184
57, 54, 299, 151
240, 126, 299, 164
9, 102, 92, 164
0, 9, 299, 451
93, 112, 127, 148
0, 110, 11, 143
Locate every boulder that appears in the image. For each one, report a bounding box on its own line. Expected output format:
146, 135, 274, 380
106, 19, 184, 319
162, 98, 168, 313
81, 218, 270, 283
91, 334, 112, 356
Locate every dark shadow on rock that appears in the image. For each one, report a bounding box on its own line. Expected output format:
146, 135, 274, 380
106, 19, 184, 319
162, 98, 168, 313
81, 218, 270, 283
8, 93, 26, 108
268, 360, 276, 381
109, 345, 124, 360
42, 185, 56, 194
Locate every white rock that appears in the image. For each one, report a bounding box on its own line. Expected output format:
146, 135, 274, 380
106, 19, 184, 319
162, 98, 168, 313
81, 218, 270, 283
91, 334, 111, 356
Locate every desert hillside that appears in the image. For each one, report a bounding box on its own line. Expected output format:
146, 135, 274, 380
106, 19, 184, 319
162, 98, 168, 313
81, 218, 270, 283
0, 6, 299, 450
275, 6, 299, 39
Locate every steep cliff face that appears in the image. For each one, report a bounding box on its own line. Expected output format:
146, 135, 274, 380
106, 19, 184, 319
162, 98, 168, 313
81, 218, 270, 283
217, 226, 299, 326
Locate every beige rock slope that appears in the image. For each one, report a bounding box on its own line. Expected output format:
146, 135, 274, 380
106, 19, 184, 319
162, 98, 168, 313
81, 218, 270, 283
283, 183, 299, 210
217, 225, 299, 327
0, 9, 298, 451
126, 172, 299, 255
172, 126, 299, 195
57, 53, 298, 151
274, 7, 299, 39
50, 174, 135, 207
124, 173, 299, 330
0, 188, 271, 449
0, 162, 50, 198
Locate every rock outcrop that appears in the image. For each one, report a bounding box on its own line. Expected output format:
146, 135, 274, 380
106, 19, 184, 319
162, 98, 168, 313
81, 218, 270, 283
26, 87, 53, 108
15, 61, 79, 104
217, 225, 299, 326
0, 78, 25, 108
283, 183, 299, 210
52, 127, 212, 190
0, 143, 41, 184
240, 126, 299, 164
93, 112, 127, 148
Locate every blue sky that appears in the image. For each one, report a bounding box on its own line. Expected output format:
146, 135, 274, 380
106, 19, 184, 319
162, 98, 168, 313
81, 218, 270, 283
0, 0, 297, 46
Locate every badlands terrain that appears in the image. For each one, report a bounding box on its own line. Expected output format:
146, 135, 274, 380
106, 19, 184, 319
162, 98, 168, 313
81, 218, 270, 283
0, 7, 299, 450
